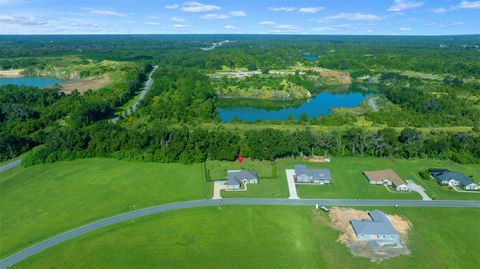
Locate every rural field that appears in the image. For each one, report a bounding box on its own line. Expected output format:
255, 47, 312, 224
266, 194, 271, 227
0, 159, 209, 258
1, 157, 478, 259
14, 206, 480, 269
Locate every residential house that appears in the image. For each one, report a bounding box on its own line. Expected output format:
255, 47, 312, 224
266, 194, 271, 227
429, 169, 479, 191
363, 169, 409, 191
294, 165, 331, 184
226, 170, 258, 190
350, 210, 399, 243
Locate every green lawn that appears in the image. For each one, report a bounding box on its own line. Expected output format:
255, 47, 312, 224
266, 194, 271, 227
277, 158, 479, 200
16, 206, 480, 269
0, 159, 209, 258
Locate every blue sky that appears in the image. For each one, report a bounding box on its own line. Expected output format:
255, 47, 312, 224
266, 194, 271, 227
0, 0, 479, 35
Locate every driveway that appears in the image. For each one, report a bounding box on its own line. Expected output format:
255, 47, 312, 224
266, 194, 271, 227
285, 169, 299, 199
406, 180, 431, 200
212, 181, 226, 199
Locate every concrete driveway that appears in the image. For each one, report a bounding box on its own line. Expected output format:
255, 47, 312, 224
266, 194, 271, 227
212, 181, 226, 199
406, 180, 431, 200
285, 169, 299, 199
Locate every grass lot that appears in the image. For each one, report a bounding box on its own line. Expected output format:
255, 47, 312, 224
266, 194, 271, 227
0, 159, 209, 258
203, 122, 473, 134
280, 158, 479, 200
206, 159, 288, 198
279, 158, 420, 200
16, 206, 480, 269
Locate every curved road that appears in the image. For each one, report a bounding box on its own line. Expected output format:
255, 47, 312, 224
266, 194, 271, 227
1, 198, 479, 268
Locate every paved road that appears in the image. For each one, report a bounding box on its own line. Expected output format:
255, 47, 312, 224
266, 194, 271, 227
111, 65, 158, 123
0, 159, 21, 173
1, 198, 479, 268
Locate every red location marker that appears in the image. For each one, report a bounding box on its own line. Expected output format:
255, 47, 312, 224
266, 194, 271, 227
237, 155, 244, 163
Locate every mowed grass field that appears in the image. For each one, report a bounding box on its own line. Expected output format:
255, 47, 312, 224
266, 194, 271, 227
278, 158, 480, 200
0, 159, 209, 258
16, 206, 480, 269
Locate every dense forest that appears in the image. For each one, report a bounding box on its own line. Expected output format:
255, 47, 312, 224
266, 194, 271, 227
1, 35, 479, 164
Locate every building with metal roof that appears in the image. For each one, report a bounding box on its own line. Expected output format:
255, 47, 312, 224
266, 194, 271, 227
294, 165, 331, 184
350, 210, 399, 243
429, 169, 479, 191
226, 170, 258, 190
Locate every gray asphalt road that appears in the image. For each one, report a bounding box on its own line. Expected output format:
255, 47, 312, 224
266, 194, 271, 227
110, 65, 158, 123
0, 159, 21, 173
1, 198, 479, 268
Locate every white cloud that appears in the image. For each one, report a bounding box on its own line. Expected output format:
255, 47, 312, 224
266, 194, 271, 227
271, 24, 298, 33
0, 0, 26, 5
298, 7, 325, 14
182, 1, 221, 13
228, 10, 247, 17
458, 1, 480, 9
145, 22, 159, 25
224, 25, 235, 29
423, 22, 437, 26
83, 8, 125, 17
173, 23, 188, 28
397, 27, 412, 31
323, 12, 383, 21
165, 4, 180, 9
200, 10, 246, 20
450, 21, 464, 26
433, 7, 448, 13
0, 15, 48, 25
170, 16, 185, 22
259, 20, 275, 25
200, 13, 228, 20
269, 7, 296, 12
388, 0, 424, 12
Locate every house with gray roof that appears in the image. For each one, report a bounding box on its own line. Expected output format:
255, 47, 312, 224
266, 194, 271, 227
429, 169, 479, 191
350, 210, 399, 243
226, 170, 258, 190
294, 165, 331, 184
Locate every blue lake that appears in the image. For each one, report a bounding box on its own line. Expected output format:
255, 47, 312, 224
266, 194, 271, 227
303, 55, 317, 61
218, 92, 373, 122
0, 77, 63, 87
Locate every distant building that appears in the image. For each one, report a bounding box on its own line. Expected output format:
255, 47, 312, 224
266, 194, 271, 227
350, 210, 399, 243
226, 170, 258, 190
363, 169, 409, 191
294, 165, 331, 184
429, 169, 479, 191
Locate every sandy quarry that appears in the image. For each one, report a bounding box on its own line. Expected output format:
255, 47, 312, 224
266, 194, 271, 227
323, 207, 412, 262
59, 74, 111, 93
0, 69, 24, 77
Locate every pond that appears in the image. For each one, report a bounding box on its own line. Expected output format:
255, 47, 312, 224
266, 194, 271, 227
218, 91, 373, 122
303, 55, 317, 61
0, 77, 63, 87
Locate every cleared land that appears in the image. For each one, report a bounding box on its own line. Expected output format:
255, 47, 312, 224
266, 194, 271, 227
0, 69, 23, 77
14, 206, 480, 269
60, 74, 111, 93
0, 159, 209, 258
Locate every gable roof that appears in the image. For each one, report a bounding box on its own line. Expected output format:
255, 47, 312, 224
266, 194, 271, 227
363, 169, 406, 186
351, 210, 398, 236
431, 170, 476, 186
294, 165, 331, 180
227, 170, 257, 186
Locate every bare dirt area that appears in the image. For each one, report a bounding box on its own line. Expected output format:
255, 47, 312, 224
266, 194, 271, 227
59, 74, 111, 93
319, 69, 352, 84
0, 69, 24, 77
318, 207, 411, 262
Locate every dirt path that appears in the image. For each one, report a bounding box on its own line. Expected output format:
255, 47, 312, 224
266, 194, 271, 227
0, 69, 23, 77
